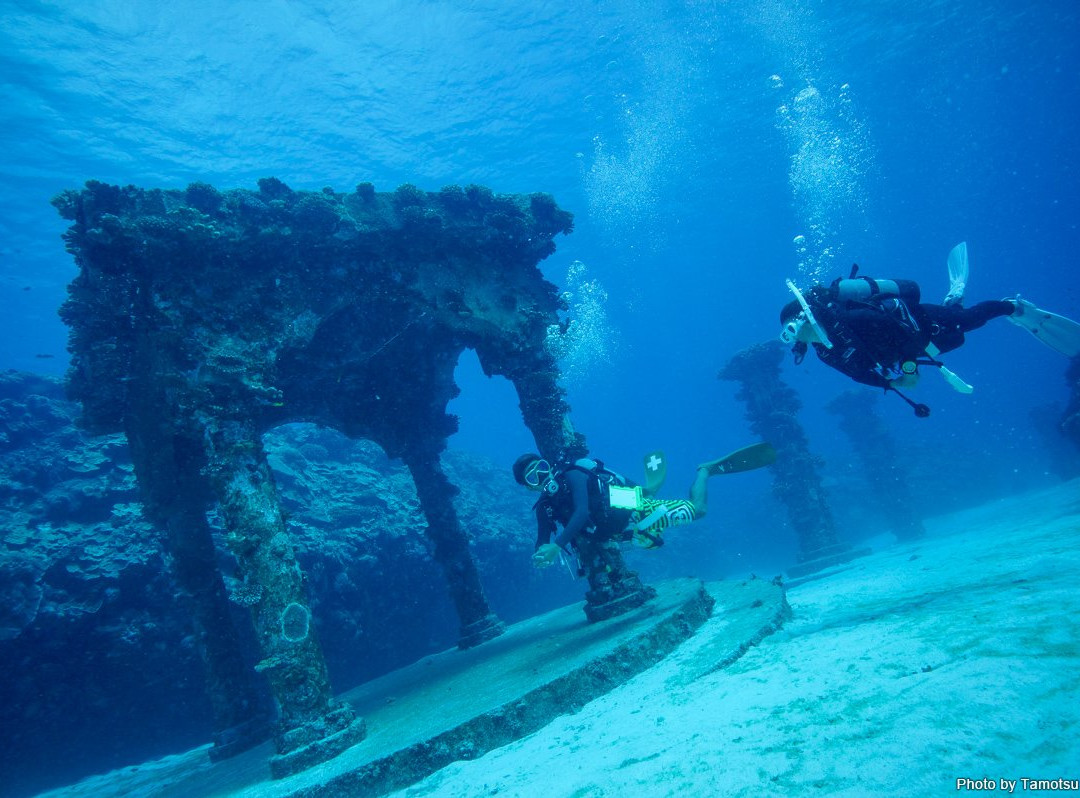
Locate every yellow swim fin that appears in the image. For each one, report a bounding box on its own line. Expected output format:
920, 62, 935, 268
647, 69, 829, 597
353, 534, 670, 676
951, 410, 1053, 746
698, 442, 777, 476
642, 450, 666, 496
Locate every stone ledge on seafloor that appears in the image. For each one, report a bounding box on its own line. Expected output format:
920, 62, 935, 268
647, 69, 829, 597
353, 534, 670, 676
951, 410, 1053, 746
60, 577, 786, 798
268, 579, 716, 798
784, 543, 873, 585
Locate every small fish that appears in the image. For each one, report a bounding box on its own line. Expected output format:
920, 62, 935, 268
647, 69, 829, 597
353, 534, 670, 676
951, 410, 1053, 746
35, 353, 55, 359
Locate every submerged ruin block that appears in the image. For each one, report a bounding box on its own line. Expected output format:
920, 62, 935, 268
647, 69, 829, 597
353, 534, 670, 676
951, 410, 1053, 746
720, 342, 864, 577
825, 391, 925, 541
52, 177, 652, 775
1031, 402, 1080, 481
1062, 356, 1080, 454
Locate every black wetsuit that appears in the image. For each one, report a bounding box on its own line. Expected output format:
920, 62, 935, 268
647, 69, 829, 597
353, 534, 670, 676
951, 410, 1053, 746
806, 284, 1013, 388
533, 463, 633, 550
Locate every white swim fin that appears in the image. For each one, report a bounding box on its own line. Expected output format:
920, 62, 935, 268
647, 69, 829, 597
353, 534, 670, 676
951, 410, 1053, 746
1007, 296, 1080, 357
940, 365, 974, 394
944, 241, 968, 306
924, 342, 975, 393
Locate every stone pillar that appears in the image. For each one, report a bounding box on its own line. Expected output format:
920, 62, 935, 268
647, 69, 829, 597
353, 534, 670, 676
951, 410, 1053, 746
164, 501, 276, 760
512, 365, 587, 462
402, 445, 504, 649
720, 342, 864, 577
1062, 356, 1080, 454
577, 537, 657, 622
202, 416, 365, 779
1030, 403, 1080, 481
123, 379, 271, 760
825, 391, 925, 541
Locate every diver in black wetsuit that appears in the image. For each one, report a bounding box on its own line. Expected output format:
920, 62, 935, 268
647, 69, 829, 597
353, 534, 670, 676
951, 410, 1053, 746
512, 454, 706, 568
779, 243, 1080, 416
512, 445, 776, 567
781, 278, 1015, 390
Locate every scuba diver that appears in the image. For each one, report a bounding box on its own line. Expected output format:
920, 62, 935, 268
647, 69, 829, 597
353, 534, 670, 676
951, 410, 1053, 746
512, 443, 776, 568
779, 242, 1080, 417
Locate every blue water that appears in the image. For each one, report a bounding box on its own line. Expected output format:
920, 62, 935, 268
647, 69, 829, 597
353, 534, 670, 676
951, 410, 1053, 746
1, 0, 1078, 791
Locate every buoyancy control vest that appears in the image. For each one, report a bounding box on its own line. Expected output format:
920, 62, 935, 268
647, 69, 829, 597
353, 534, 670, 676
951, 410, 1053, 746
803, 277, 928, 388
792, 269, 973, 415
538, 457, 636, 536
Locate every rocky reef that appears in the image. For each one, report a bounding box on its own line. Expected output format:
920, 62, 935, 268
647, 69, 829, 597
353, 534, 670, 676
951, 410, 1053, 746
0, 371, 186, 794
0, 370, 581, 796
51, 178, 653, 777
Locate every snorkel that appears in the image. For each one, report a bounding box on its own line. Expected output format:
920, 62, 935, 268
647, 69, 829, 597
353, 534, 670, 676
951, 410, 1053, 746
784, 279, 833, 349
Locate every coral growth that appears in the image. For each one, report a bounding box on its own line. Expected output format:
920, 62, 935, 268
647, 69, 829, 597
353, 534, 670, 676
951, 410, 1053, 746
719, 342, 839, 560
0, 372, 574, 795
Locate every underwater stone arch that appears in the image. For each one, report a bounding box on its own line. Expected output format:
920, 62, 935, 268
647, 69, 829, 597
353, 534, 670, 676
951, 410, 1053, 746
255, 420, 472, 688
53, 178, 654, 777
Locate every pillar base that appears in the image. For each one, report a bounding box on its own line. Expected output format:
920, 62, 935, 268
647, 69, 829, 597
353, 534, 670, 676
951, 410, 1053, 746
269, 704, 367, 780
787, 544, 871, 580
893, 520, 926, 541
457, 613, 505, 650
584, 583, 657, 623
208, 714, 274, 762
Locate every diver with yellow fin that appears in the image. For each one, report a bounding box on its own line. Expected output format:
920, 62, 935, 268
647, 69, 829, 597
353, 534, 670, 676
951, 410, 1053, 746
512, 442, 777, 568
779, 242, 1080, 417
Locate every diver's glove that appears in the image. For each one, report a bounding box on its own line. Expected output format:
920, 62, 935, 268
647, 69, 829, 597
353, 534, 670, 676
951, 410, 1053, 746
531, 542, 561, 568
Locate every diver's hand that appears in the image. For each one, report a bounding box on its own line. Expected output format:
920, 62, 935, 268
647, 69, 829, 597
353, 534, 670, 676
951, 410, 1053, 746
532, 543, 561, 568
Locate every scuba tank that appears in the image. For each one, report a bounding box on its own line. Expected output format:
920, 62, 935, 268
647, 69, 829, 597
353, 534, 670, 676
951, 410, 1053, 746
834, 265, 974, 410
832, 275, 921, 306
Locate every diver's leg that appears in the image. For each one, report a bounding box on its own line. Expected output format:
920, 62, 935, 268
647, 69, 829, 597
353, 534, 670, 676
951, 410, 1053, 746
689, 467, 709, 517
924, 301, 1013, 355
632, 497, 702, 549
958, 300, 1014, 331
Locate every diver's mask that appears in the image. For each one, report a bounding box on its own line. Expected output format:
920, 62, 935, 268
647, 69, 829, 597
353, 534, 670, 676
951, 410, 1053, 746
523, 458, 553, 489
780, 313, 807, 344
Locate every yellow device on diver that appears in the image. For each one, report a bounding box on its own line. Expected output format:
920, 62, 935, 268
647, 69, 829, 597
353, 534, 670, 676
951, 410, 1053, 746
608, 484, 644, 511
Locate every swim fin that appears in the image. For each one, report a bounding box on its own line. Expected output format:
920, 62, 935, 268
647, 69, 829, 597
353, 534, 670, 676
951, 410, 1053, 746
698, 442, 777, 476
944, 241, 968, 306
642, 450, 666, 496
940, 365, 974, 394
1007, 296, 1080, 358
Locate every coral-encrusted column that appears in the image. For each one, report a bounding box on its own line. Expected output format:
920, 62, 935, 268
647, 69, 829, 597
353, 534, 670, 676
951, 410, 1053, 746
119, 294, 271, 760
402, 444, 504, 649
202, 415, 366, 779
576, 537, 658, 622
1063, 356, 1080, 453
495, 349, 655, 621
825, 391, 925, 541
720, 342, 864, 577
125, 424, 271, 760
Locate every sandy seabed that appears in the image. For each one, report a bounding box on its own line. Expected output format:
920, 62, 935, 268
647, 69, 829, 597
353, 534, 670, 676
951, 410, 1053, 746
391, 479, 1080, 798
